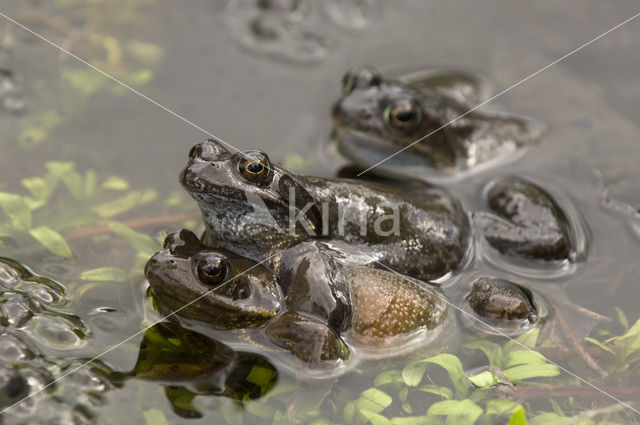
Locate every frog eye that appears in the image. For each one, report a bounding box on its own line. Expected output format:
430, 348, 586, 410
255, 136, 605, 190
383, 99, 422, 131
236, 152, 272, 185
195, 255, 229, 286
342, 66, 382, 94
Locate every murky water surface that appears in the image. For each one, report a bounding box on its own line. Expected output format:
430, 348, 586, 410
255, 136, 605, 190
0, 0, 639, 424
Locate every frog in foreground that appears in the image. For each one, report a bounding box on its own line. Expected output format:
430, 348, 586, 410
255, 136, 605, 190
180, 139, 472, 282
145, 230, 449, 369
332, 66, 544, 179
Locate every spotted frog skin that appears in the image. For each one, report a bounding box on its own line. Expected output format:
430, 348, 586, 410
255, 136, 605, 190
467, 277, 537, 324
146, 231, 448, 367
180, 139, 471, 282
145, 229, 282, 329
332, 66, 543, 178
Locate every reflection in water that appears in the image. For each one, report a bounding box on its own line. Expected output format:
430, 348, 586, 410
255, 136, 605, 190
224, 0, 377, 63
0, 50, 26, 114
121, 322, 278, 419
0, 257, 277, 422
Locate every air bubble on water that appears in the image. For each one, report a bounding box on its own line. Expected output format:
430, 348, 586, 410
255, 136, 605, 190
0, 263, 20, 289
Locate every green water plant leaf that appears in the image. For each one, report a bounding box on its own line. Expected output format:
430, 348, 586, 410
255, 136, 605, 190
80, 267, 127, 282
463, 340, 502, 367
427, 399, 482, 425
0, 192, 31, 230
508, 405, 527, 425
354, 388, 393, 414
501, 363, 560, 382
504, 350, 547, 368
416, 384, 452, 400
403, 354, 470, 395
93, 190, 156, 218
101, 176, 130, 191
143, 409, 168, 425
63, 68, 108, 96
360, 410, 394, 425
467, 370, 497, 388
29, 225, 73, 258
107, 221, 157, 256
126, 40, 164, 65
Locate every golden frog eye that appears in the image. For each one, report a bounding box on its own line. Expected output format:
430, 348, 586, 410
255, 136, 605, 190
236, 152, 272, 185
195, 255, 228, 286
384, 99, 422, 131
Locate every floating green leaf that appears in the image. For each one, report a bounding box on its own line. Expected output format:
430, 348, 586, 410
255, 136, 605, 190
427, 399, 482, 425
0, 192, 32, 230
463, 340, 502, 367
390, 416, 439, 425
122, 69, 153, 87
416, 384, 452, 400
80, 267, 127, 282
143, 409, 168, 425
354, 388, 392, 414
374, 370, 404, 387
609, 318, 640, 357
584, 337, 617, 355
93, 191, 153, 218
127, 40, 164, 65
403, 354, 470, 395
504, 328, 539, 352
29, 226, 73, 258
528, 412, 566, 425
467, 370, 497, 388
102, 176, 130, 191
21, 177, 49, 201
508, 405, 527, 425
501, 363, 560, 382
359, 410, 393, 425
63, 68, 108, 96
485, 399, 520, 416
245, 365, 277, 387
107, 221, 157, 256
504, 350, 547, 368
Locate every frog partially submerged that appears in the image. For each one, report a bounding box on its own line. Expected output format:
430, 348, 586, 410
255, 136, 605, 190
145, 229, 282, 328
180, 139, 471, 281
146, 230, 449, 369
332, 66, 544, 179
475, 176, 586, 264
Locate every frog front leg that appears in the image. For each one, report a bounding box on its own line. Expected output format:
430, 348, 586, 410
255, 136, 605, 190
264, 311, 349, 365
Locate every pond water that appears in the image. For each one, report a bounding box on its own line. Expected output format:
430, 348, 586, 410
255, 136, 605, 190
0, 0, 639, 424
